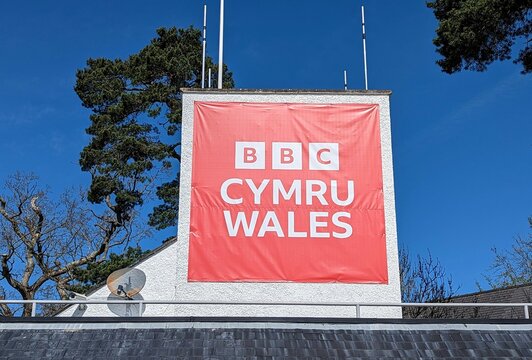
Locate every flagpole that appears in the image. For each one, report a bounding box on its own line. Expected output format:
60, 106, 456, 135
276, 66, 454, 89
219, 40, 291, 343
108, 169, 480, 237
217, 0, 224, 89
344, 70, 348, 90
361, 5, 368, 90
201, 3, 207, 88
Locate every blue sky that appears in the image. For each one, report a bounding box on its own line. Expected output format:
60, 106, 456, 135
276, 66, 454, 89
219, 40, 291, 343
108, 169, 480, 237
0, 0, 530, 293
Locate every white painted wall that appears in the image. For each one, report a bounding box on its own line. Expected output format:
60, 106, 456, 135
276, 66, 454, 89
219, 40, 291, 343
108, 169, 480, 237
61, 90, 401, 318
175, 90, 401, 318
59, 241, 179, 317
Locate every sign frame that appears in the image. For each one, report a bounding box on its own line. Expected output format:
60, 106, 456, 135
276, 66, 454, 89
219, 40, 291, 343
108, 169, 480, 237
175, 89, 401, 318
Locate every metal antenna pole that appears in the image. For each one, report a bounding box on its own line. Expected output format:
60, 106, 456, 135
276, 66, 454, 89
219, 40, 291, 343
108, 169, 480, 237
361, 5, 368, 90
208, 68, 212, 88
344, 70, 348, 90
217, 0, 224, 89
201, 3, 207, 88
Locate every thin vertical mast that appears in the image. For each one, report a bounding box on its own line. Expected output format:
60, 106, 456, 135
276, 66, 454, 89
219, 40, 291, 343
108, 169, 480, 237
361, 5, 368, 90
217, 0, 224, 89
344, 70, 348, 90
201, 3, 207, 88
208, 68, 212, 88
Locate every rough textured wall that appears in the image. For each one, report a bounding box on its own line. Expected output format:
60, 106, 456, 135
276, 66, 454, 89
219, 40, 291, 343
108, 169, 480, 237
60, 90, 401, 318
174, 90, 401, 318
59, 241, 179, 317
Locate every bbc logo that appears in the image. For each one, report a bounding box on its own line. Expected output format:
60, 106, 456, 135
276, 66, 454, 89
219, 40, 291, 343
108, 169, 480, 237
235, 141, 339, 171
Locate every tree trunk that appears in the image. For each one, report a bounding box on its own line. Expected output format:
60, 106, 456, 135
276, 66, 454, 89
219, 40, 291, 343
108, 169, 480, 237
22, 302, 34, 317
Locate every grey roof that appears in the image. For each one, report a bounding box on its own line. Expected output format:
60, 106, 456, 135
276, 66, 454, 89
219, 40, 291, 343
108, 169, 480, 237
1, 319, 530, 359
448, 283, 532, 319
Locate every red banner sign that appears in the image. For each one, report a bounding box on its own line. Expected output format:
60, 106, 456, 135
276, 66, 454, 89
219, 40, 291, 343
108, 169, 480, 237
188, 102, 388, 283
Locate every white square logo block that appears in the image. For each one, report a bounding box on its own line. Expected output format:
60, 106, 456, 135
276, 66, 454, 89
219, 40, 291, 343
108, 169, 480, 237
272, 142, 302, 170
235, 142, 265, 169
309, 143, 339, 170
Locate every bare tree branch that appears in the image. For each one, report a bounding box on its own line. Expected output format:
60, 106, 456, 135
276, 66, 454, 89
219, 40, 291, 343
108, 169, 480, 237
400, 247, 457, 318
0, 172, 142, 316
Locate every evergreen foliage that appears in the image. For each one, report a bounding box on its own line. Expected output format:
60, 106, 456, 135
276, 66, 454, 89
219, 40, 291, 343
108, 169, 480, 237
75, 27, 234, 230
67, 247, 149, 294
427, 0, 531, 74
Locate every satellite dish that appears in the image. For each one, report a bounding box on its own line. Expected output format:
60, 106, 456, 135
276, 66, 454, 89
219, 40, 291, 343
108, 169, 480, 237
106, 268, 146, 298
107, 293, 145, 317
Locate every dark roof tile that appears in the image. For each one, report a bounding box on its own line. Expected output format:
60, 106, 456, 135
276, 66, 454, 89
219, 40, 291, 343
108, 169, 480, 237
0, 325, 531, 359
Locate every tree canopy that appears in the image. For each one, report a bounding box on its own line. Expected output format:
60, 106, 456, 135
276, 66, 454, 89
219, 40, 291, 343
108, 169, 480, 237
0, 173, 142, 316
399, 247, 457, 318
483, 217, 532, 288
67, 246, 149, 295
427, 0, 531, 74
76, 27, 234, 230
0, 26, 233, 317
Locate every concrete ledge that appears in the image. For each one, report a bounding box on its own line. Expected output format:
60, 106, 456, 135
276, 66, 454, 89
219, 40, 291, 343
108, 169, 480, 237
2, 316, 531, 325
180, 88, 392, 95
